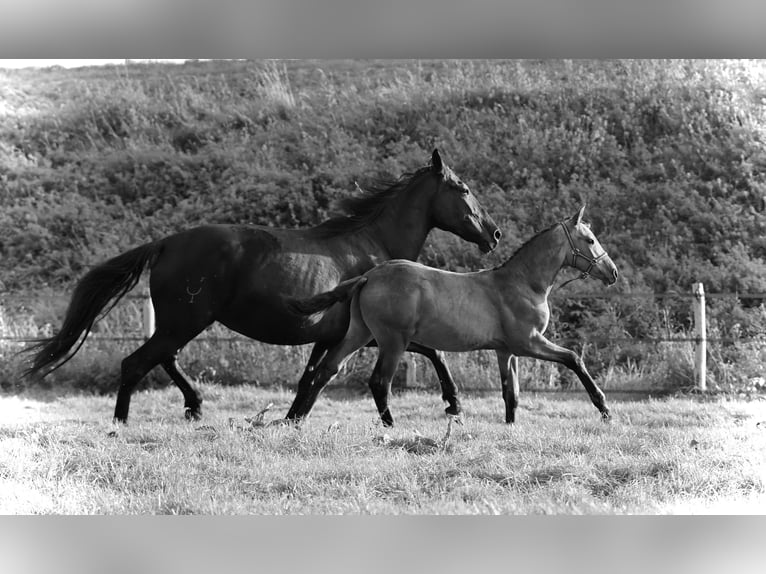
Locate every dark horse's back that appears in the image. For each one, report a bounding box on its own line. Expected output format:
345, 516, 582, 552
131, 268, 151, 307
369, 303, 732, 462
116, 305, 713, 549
24, 223, 354, 377
149, 224, 363, 346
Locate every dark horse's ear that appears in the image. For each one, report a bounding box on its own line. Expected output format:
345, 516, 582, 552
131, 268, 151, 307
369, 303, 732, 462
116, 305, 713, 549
571, 205, 586, 225
431, 149, 443, 174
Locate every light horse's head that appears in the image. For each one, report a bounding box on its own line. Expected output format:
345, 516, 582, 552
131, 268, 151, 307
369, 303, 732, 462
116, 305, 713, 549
560, 206, 618, 286
427, 149, 501, 254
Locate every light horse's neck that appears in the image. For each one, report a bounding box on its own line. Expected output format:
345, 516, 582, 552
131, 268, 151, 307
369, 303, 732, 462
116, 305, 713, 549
361, 175, 435, 261
493, 223, 569, 297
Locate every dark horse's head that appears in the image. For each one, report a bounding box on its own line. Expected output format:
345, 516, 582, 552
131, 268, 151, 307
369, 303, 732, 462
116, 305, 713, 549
427, 149, 501, 253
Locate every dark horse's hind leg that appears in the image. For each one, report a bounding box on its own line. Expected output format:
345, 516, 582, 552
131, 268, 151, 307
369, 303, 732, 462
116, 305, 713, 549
405, 342, 462, 416
114, 332, 183, 423
162, 355, 202, 421
285, 343, 328, 420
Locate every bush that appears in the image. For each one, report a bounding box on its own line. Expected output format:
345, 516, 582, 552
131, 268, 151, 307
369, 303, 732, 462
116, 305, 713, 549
2, 59, 765, 394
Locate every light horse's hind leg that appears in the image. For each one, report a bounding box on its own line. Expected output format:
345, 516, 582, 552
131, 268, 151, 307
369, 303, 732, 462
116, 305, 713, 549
366, 334, 409, 427
406, 343, 462, 416
291, 317, 373, 421
523, 333, 610, 420
497, 351, 520, 424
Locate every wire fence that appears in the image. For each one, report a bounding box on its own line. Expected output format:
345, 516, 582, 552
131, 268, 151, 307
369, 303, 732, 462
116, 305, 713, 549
2, 287, 765, 394
2, 289, 766, 346
0, 290, 766, 394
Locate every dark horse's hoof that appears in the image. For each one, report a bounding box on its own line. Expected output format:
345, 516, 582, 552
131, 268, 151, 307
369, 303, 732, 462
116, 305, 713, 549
185, 407, 202, 421
600, 410, 611, 423
380, 410, 394, 427
444, 404, 462, 417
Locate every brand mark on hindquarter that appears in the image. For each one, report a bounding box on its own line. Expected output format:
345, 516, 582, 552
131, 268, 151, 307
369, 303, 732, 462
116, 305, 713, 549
186, 277, 206, 303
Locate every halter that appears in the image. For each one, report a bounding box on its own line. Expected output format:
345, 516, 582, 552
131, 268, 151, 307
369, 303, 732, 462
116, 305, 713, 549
557, 221, 606, 289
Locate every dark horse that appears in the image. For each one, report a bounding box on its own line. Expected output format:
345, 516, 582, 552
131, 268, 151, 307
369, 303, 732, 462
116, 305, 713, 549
24, 150, 501, 423
287, 207, 618, 426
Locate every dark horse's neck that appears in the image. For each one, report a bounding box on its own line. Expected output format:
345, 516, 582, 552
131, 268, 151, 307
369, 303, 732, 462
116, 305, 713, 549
311, 170, 435, 261
367, 192, 431, 261
494, 223, 568, 296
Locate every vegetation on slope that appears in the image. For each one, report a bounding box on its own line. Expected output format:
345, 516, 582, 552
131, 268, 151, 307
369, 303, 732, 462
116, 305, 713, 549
1, 59, 765, 392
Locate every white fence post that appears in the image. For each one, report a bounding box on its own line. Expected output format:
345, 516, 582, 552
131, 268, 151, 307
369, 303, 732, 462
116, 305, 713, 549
393, 355, 417, 389
142, 294, 155, 340
692, 282, 707, 391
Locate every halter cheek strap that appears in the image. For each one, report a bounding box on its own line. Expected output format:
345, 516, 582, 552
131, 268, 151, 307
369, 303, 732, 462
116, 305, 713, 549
557, 221, 606, 289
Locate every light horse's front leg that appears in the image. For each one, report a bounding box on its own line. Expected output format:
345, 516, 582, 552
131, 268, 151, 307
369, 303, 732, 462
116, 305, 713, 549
522, 333, 610, 421
496, 351, 520, 424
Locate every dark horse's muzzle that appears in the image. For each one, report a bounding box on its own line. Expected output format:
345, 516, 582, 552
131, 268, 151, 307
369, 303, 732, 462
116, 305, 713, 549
478, 223, 502, 253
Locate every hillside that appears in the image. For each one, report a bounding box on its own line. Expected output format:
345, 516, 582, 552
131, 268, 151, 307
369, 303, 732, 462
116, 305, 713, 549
2, 59, 766, 390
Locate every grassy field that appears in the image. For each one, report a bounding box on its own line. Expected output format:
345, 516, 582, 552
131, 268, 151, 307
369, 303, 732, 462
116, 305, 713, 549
1, 384, 764, 514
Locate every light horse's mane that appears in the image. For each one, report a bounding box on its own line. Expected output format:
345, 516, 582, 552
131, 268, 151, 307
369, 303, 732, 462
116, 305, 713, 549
311, 165, 433, 238
494, 223, 558, 269
495, 218, 590, 270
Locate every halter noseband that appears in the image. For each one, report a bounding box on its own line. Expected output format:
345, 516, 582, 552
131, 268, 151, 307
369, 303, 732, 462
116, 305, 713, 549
557, 221, 606, 289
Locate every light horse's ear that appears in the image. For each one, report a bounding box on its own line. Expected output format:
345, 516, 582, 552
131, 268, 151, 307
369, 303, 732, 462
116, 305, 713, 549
570, 205, 586, 226
430, 148, 443, 174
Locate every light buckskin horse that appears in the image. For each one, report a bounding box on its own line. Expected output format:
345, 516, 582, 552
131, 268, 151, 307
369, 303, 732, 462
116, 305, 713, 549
24, 149, 501, 423
287, 206, 618, 426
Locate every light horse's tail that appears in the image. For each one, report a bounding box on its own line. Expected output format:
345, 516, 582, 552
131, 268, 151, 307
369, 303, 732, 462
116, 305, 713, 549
23, 241, 163, 377
286, 276, 368, 316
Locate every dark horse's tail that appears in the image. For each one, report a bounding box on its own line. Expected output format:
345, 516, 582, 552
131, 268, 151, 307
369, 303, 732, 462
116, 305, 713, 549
23, 241, 162, 377
286, 276, 368, 316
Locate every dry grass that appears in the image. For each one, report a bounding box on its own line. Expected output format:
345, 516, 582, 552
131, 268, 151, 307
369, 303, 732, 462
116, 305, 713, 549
1, 385, 764, 514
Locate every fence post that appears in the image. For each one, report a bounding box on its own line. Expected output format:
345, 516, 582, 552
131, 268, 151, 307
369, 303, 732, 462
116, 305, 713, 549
142, 294, 155, 340
692, 282, 706, 391
393, 355, 417, 389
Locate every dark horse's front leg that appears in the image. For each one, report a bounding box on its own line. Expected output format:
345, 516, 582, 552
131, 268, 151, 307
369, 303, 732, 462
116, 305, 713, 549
284, 343, 328, 420
404, 342, 463, 416
496, 350, 519, 424
284, 340, 462, 424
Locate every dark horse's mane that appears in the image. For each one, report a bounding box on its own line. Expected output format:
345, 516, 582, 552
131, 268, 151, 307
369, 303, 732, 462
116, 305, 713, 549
310, 165, 432, 238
